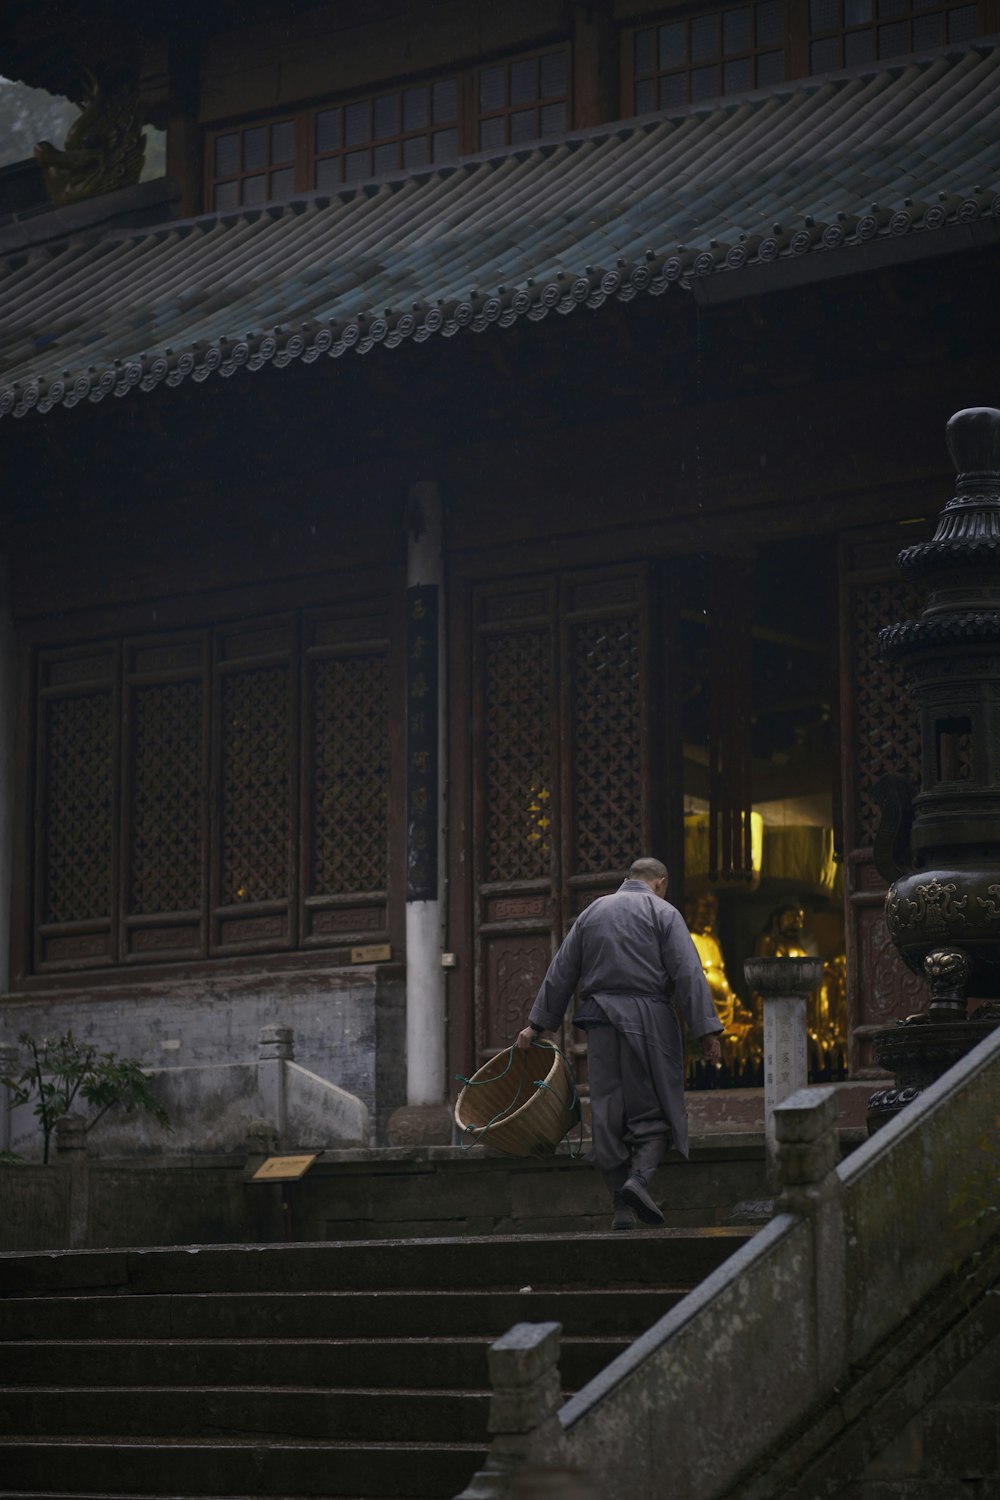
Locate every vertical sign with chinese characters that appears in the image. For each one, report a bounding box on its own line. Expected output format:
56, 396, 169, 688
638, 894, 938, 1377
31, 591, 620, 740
406, 584, 439, 901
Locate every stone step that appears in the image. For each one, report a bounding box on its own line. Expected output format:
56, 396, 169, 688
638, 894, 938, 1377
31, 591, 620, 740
0, 1286, 686, 1341
0, 1440, 483, 1498
0, 1336, 628, 1391
0, 1227, 752, 1299
0, 1387, 492, 1444
0, 1228, 756, 1499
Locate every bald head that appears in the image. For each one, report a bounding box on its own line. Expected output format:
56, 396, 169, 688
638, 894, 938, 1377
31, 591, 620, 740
628, 857, 669, 896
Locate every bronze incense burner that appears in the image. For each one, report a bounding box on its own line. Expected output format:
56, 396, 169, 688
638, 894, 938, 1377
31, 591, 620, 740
867, 406, 1000, 1130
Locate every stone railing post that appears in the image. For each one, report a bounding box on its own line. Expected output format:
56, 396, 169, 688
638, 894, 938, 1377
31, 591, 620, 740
774, 1085, 847, 1391
0, 1039, 17, 1155
744, 956, 824, 1188
455, 1322, 566, 1499
257, 1025, 293, 1148
55, 1112, 89, 1250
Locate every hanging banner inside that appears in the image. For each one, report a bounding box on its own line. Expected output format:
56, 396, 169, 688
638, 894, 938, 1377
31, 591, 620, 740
406, 584, 439, 901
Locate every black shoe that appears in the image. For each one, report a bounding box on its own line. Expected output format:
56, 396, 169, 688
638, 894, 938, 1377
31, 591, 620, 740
621, 1172, 665, 1226
611, 1194, 636, 1232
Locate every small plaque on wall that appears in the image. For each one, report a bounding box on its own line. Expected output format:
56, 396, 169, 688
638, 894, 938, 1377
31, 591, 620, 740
350, 943, 392, 964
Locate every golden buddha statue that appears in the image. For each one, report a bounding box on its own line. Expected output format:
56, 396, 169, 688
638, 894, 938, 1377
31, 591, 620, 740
686, 892, 756, 1066
755, 904, 810, 961
755, 906, 846, 1062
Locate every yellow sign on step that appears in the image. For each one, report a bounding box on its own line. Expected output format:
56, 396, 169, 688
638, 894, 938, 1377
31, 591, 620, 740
251, 1154, 318, 1181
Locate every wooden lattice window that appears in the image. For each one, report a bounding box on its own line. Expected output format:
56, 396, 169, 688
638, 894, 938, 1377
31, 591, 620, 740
205, 42, 573, 210
30, 605, 392, 974
470, 567, 652, 1066
807, 0, 983, 70
312, 79, 460, 190
626, 3, 787, 113
209, 118, 298, 212
476, 46, 571, 151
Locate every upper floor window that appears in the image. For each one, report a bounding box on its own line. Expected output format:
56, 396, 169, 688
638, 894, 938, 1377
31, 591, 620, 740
476, 46, 570, 150
205, 44, 571, 212
313, 78, 460, 190
626, 3, 787, 112
211, 118, 297, 213
623, 0, 988, 117
807, 0, 980, 69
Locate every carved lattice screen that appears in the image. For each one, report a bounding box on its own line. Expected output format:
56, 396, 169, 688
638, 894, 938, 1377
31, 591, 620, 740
31, 603, 391, 974
302, 606, 392, 946
840, 530, 926, 1070
123, 637, 207, 963
471, 568, 651, 1061
35, 646, 119, 970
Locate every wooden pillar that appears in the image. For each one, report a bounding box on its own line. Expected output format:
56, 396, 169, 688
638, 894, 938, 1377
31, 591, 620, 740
141, 40, 202, 217
572, 2, 618, 130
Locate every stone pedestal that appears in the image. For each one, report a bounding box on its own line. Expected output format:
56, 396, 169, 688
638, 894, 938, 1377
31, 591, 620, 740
744, 956, 824, 1187
257, 1025, 293, 1147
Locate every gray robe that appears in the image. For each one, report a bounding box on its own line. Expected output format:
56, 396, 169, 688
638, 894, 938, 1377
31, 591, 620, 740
528, 879, 721, 1160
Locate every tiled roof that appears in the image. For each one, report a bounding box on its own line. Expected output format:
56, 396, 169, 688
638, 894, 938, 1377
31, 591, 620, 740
1, 42, 998, 421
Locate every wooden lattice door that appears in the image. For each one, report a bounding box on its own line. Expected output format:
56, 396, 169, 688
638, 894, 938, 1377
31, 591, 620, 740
839, 527, 927, 1073
470, 566, 654, 1074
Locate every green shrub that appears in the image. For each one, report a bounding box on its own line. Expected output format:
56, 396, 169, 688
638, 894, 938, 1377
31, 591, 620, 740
1, 1031, 170, 1163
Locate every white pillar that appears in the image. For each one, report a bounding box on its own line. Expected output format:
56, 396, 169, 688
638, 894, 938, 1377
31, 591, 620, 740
405, 482, 447, 1109
744, 957, 824, 1189
0, 556, 14, 995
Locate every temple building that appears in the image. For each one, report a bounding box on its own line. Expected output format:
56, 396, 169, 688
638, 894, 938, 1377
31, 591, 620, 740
0, 0, 997, 1147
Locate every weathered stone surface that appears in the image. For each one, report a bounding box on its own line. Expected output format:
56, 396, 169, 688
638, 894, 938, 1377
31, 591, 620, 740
386, 1101, 454, 1146
1, 964, 401, 1154
559, 1025, 1000, 1500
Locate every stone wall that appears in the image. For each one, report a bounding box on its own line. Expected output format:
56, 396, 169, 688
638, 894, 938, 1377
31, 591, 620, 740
0, 1134, 771, 1252
547, 1025, 1000, 1500
0, 962, 404, 1153
839, 1328, 1000, 1498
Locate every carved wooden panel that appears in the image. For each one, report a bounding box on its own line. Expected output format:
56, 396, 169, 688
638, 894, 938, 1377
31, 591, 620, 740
849, 574, 923, 848
472, 567, 651, 1070
310, 654, 389, 896
570, 615, 642, 875
29, 598, 395, 974
122, 635, 208, 962
483, 628, 553, 883
301, 606, 391, 947
35, 646, 118, 971
128, 681, 204, 915
222, 666, 291, 904
856, 900, 924, 1023
484, 936, 553, 1049
42, 692, 115, 925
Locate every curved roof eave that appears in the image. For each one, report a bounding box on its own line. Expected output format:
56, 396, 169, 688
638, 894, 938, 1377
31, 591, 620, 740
0, 40, 997, 422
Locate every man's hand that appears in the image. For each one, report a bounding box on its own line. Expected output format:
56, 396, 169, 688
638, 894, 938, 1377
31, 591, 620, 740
515, 1026, 542, 1050
701, 1032, 722, 1065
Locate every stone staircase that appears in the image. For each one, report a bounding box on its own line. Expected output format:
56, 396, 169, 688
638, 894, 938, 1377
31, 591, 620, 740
0, 1228, 752, 1499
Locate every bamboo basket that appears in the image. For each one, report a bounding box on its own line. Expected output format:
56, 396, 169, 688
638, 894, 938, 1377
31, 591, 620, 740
454, 1041, 580, 1157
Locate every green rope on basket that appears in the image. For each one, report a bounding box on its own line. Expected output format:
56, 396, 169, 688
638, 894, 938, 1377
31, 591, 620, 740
455, 1038, 583, 1156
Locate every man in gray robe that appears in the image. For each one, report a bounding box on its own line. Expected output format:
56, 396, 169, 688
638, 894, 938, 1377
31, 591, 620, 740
516, 857, 722, 1230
